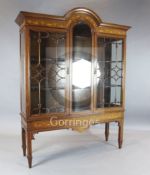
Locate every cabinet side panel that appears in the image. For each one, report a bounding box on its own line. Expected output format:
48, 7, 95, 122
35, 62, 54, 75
20, 31, 26, 115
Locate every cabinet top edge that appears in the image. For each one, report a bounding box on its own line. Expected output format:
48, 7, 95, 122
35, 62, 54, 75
15, 7, 131, 31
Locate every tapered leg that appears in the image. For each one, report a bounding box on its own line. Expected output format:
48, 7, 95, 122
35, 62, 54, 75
26, 131, 32, 168
105, 123, 109, 141
22, 128, 26, 156
118, 120, 123, 149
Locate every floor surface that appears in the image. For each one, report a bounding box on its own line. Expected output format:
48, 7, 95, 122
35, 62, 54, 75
0, 125, 150, 175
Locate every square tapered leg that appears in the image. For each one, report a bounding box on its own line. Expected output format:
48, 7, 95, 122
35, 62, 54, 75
118, 120, 123, 149
105, 123, 109, 141
21, 128, 26, 156
26, 131, 32, 168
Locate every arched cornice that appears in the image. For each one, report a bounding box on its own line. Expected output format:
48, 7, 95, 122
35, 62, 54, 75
15, 8, 131, 35
64, 7, 102, 26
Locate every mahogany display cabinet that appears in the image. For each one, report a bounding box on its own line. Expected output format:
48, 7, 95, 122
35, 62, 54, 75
15, 8, 130, 168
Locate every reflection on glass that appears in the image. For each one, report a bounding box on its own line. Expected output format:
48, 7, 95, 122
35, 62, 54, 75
30, 31, 66, 114
96, 37, 123, 108
72, 22, 92, 112
72, 59, 91, 88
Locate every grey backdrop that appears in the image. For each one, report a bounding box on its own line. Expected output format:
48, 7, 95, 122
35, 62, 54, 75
0, 0, 150, 131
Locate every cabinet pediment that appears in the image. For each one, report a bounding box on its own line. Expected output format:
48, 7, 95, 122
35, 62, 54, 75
16, 8, 130, 35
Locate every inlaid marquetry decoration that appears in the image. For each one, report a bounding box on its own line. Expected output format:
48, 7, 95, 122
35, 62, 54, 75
16, 8, 129, 36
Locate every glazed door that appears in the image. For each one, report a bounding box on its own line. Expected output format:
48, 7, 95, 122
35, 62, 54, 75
71, 22, 93, 112
30, 30, 67, 114
95, 36, 124, 110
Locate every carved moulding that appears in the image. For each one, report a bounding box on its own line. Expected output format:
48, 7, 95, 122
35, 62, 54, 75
16, 8, 129, 36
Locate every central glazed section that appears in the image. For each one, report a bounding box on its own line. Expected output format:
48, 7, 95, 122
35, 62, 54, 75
72, 22, 92, 112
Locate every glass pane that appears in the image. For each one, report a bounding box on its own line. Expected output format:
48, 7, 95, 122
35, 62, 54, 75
96, 37, 123, 108
20, 32, 25, 113
72, 23, 92, 112
30, 31, 66, 114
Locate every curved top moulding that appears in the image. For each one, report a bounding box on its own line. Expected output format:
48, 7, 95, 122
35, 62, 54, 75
15, 7, 131, 31
64, 7, 102, 25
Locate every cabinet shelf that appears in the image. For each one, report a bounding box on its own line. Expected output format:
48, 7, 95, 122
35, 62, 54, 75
98, 84, 122, 88
31, 58, 65, 64
31, 87, 65, 91
97, 60, 123, 63
31, 86, 91, 91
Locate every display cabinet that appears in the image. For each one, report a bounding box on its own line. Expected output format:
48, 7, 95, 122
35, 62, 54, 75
15, 8, 130, 168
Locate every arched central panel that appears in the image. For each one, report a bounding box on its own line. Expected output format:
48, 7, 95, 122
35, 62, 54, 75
72, 22, 92, 112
